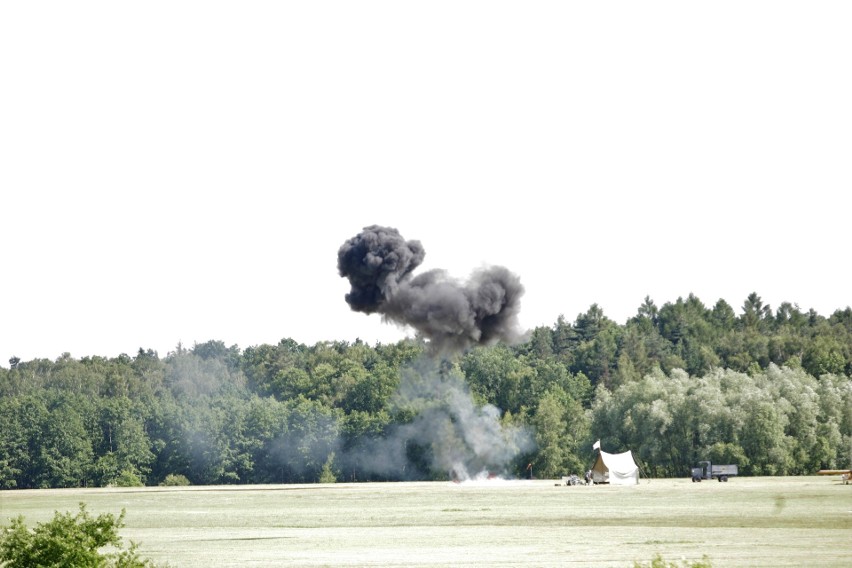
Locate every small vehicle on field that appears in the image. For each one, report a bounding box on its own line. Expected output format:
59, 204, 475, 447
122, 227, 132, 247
691, 460, 737, 482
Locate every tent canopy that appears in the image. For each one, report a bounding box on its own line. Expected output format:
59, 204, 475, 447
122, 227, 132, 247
591, 450, 639, 485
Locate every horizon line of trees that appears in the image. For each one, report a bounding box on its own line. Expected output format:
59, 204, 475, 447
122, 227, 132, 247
1, 292, 850, 489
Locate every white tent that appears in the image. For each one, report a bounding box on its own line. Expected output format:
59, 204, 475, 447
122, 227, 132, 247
591, 450, 639, 485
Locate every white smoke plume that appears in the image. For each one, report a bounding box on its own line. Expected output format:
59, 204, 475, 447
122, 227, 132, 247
340, 359, 534, 481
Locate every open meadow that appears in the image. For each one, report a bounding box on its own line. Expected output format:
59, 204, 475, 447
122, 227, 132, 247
1, 476, 850, 567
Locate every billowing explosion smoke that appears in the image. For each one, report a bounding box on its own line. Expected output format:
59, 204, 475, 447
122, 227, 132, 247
337, 226, 534, 480
337, 225, 525, 353
338, 359, 535, 481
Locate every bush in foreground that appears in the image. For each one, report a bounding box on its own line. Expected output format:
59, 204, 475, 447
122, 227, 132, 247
0, 503, 160, 568
633, 554, 712, 568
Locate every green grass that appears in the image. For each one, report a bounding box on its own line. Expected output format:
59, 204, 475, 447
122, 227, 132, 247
1, 477, 850, 567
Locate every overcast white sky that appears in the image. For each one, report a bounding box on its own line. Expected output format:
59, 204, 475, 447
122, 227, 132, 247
1, 2, 850, 366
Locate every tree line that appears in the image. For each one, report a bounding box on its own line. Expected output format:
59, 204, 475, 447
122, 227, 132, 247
1, 292, 850, 488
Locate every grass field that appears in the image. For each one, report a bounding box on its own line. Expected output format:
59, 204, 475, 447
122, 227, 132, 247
1, 476, 851, 567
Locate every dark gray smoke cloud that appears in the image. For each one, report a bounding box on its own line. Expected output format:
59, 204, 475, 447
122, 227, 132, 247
338, 225, 525, 352
336, 225, 533, 480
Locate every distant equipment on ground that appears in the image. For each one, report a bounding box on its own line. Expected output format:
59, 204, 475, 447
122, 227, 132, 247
817, 469, 852, 484
691, 460, 738, 482
559, 474, 583, 486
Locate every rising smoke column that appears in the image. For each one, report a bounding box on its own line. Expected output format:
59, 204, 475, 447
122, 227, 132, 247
391, 359, 535, 480
337, 225, 525, 352
337, 226, 534, 480
337, 359, 535, 481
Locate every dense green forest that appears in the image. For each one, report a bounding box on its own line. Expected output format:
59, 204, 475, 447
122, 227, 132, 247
1, 293, 851, 489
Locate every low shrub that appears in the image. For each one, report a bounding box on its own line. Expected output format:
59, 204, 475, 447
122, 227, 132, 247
114, 470, 145, 487
160, 473, 191, 487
